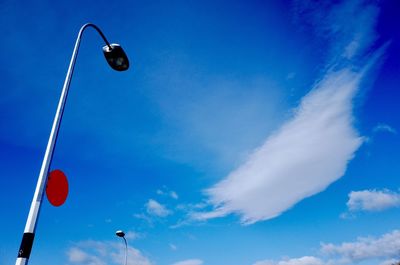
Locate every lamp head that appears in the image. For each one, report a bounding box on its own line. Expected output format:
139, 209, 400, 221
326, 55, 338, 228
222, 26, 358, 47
103, 44, 129, 71
116, 230, 125, 238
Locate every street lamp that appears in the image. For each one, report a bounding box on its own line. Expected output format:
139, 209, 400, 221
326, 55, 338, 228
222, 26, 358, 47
116, 230, 128, 265
15, 23, 129, 265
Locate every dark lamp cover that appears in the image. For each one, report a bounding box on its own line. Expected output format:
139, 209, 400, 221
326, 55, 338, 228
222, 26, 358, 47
116, 230, 125, 237
103, 44, 129, 71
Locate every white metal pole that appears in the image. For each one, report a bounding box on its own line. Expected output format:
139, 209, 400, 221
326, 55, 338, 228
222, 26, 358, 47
15, 23, 110, 265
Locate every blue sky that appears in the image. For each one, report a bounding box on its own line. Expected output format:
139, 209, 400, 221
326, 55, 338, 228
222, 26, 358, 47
1, 0, 400, 265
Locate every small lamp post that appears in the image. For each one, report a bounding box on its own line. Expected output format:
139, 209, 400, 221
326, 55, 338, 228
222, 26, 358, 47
116, 230, 128, 265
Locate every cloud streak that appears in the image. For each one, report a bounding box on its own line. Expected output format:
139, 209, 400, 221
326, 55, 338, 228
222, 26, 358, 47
253, 256, 323, 265
253, 229, 400, 265
321, 230, 400, 263
67, 240, 152, 265
205, 67, 365, 224
172, 259, 203, 265
146, 199, 172, 217
373, 123, 397, 134
195, 0, 382, 225
346, 189, 400, 212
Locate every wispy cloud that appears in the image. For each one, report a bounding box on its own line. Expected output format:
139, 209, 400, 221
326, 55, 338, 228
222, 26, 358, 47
170, 191, 179, 200
146, 199, 172, 217
373, 123, 397, 134
321, 230, 400, 263
253, 256, 323, 265
346, 189, 400, 212
380, 259, 399, 265
364, 123, 397, 146
171, 259, 203, 265
67, 240, 152, 265
124, 230, 142, 240
203, 67, 366, 224
194, 0, 383, 225
189, 207, 228, 222
133, 213, 154, 225
253, 229, 400, 265
293, 0, 378, 62
157, 187, 179, 200
68, 247, 104, 265
134, 197, 175, 226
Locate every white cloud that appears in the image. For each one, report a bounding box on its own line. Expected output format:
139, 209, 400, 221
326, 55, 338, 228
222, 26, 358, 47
373, 123, 397, 134
133, 213, 153, 224
321, 230, 400, 263
346, 189, 400, 212
68, 247, 98, 264
200, 67, 365, 224
172, 259, 203, 265
253, 256, 323, 265
194, 0, 382, 225
176, 202, 207, 211
253, 261, 275, 265
293, 0, 378, 61
67, 240, 152, 265
124, 230, 141, 240
146, 199, 172, 217
189, 207, 228, 221
254, 229, 400, 265
380, 259, 399, 265
156, 187, 179, 199
170, 191, 179, 200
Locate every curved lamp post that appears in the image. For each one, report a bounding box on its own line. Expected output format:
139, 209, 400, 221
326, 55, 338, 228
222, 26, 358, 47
15, 23, 129, 265
116, 230, 128, 265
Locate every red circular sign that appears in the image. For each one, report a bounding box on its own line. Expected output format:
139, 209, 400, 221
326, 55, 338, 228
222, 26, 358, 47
46, 170, 69, 207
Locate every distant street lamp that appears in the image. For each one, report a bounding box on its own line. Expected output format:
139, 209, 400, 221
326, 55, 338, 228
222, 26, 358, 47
116, 230, 128, 265
15, 23, 129, 265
